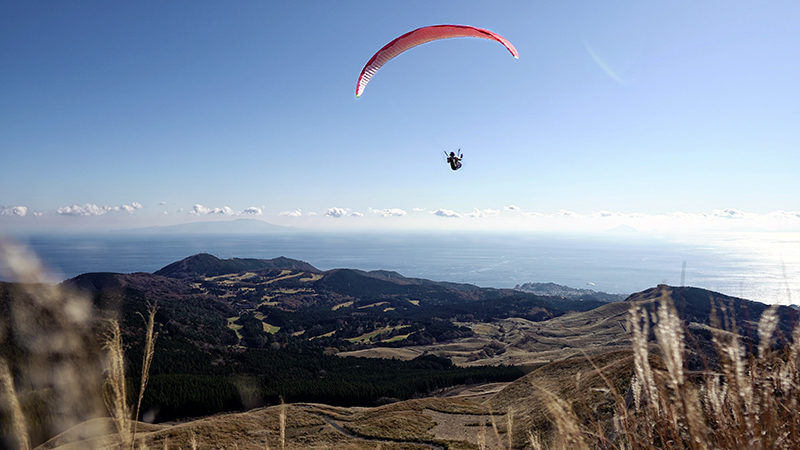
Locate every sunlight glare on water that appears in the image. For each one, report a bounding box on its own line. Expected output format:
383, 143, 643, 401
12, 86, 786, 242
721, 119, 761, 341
674, 232, 800, 305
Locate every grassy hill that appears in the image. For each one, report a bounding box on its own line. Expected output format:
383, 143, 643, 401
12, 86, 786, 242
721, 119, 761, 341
3, 253, 797, 449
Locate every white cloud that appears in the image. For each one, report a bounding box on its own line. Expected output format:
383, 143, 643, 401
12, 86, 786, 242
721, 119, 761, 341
242, 207, 262, 216
351, 211, 364, 217
467, 208, 500, 218
713, 208, 746, 219
484, 208, 800, 233
504, 205, 521, 212
325, 207, 348, 218
120, 202, 143, 214
369, 208, 407, 217
191, 204, 209, 215
412, 207, 426, 212
33, 211, 43, 217
280, 209, 303, 217
57, 203, 112, 216
767, 210, 800, 220
191, 204, 235, 216
432, 209, 462, 218
57, 202, 143, 216
158, 201, 168, 205
0, 206, 28, 217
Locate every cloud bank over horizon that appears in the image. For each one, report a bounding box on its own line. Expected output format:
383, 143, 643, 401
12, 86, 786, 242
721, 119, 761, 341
56, 202, 143, 216
369, 208, 407, 217
1, 206, 29, 217
190, 204, 263, 216
4, 200, 800, 235
431, 209, 461, 219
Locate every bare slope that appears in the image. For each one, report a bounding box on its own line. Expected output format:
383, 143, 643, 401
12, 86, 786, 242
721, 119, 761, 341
339, 300, 633, 367
39, 398, 509, 450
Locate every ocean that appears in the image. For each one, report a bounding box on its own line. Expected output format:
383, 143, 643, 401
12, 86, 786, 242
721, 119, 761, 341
4, 231, 799, 304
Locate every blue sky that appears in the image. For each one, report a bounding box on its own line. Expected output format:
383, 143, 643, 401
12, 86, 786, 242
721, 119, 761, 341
2, 1, 799, 232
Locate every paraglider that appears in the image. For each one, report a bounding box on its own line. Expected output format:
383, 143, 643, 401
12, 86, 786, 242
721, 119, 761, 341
355, 24, 518, 98
445, 149, 463, 171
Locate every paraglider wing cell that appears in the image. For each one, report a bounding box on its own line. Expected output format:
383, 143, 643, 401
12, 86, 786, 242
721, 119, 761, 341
355, 24, 518, 97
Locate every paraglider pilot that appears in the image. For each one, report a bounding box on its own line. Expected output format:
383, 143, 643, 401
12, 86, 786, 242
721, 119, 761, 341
447, 150, 463, 171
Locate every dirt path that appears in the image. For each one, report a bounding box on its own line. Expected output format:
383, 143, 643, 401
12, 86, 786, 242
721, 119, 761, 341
438, 382, 510, 400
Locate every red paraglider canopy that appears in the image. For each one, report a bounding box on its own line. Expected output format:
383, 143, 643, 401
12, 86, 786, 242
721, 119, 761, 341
355, 24, 518, 98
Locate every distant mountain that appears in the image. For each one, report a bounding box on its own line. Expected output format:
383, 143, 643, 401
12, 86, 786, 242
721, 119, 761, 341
155, 253, 319, 278
116, 218, 293, 234
514, 282, 624, 302
48, 254, 611, 372
626, 284, 796, 342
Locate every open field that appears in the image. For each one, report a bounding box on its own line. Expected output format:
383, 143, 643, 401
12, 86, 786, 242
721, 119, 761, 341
357, 301, 389, 309
346, 325, 411, 344
40, 397, 512, 449
226, 316, 243, 340
332, 301, 354, 310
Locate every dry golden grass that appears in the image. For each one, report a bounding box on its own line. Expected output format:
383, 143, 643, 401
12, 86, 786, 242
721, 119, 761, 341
272, 288, 309, 295
356, 301, 389, 309
99, 301, 159, 450
345, 325, 410, 344
132, 303, 158, 445
338, 307, 633, 368
331, 301, 354, 311
279, 399, 286, 450
262, 322, 281, 334
487, 348, 635, 448
0, 240, 107, 448
103, 320, 131, 447
381, 333, 411, 343
227, 316, 244, 340
299, 273, 323, 283
262, 271, 303, 285
0, 358, 30, 450
343, 409, 436, 441
521, 286, 800, 450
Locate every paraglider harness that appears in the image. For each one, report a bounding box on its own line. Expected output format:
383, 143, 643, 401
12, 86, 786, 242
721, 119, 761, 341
446, 149, 463, 171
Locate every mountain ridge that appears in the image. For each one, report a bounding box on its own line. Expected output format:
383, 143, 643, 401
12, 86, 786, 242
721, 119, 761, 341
154, 253, 319, 278
515, 281, 624, 302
